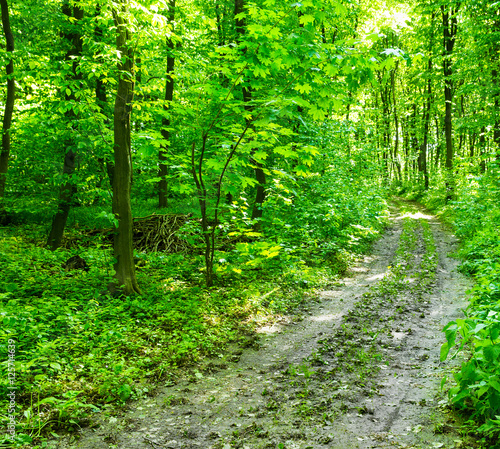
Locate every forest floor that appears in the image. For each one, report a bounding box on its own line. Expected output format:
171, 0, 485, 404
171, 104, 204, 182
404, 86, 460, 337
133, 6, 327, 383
54, 201, 475, 449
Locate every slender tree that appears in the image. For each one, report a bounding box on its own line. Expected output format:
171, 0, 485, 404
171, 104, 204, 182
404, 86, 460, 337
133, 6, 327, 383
111, 1, 140, 295
94, 3, 114, 187
419, 55, 432, 190
419, 13, 435, 191
441, 3, 459, 201
390, 61, 402, 183
492, 17, 500, 158
158, 0, 176, 208
47, 0, 83, 250
0, 0, 15, 199
234, 0, 266, 229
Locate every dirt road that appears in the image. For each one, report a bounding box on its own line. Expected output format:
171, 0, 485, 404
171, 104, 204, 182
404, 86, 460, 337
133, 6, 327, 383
58, 201, 471, 449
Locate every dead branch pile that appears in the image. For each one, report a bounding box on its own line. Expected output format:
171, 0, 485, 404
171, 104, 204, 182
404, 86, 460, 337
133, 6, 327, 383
132, 214, 191, 253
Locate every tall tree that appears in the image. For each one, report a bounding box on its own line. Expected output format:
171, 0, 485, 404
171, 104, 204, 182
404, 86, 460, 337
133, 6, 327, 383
491, 13, 500, 158
390, 61, 402, 183
46, 0, 83, 250
419, 12, 436, 191
419, 55, 432, 190
158, 0, 176, 208
234, 0, 266, 229
111, 1, 140, 295
0, 0, 15, 198
441, 2, 459, 201
94, 3, 114, 187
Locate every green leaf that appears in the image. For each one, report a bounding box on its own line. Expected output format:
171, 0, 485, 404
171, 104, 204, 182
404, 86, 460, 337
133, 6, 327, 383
36, 397, 58, 406
299, 14, 315, 25
118, 384, 132, 401
50, 362, 62, 371
440, 342, 450, 362
295, 83, 312, 94
484, 344, 500, 362
253, 150, 268, 161
489, 380, 500, 393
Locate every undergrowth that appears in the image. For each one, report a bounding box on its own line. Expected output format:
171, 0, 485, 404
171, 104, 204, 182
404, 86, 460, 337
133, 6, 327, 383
411, 162, 500, 444
0, 166, 388, 447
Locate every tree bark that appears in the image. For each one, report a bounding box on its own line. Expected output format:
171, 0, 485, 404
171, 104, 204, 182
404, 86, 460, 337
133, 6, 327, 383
378, 73, 391, 181
0, 0, 15, 198
94, 4, 114, 192
111, 2, 140, 295
479, 126, 486, 173
469, 132, 476, 158
493, 16, 500, 160
441, 4, 459, 201
235, 0, 266, 230
215, 0, 225, 47
420, 54, 433, 190
493, 66, 500, 159
159, 0, 175, 209
391, 63, 402, 183
435, 116, 441, 168
47, 0, 83, 250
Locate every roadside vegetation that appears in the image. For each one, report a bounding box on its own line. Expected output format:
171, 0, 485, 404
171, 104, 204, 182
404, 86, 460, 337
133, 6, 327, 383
0, 0, 499, 447
0, 156, 387, 447
407, 161, 500, 445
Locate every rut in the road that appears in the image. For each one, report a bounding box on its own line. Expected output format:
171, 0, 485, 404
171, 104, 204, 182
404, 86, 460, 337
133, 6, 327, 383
58, 203, 470, 449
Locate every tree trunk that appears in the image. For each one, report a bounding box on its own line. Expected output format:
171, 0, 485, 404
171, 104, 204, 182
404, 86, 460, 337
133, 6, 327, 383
47, 0, 83, 250
435, 116, 441, 168
493, 66, 500, 159
469, 132, 476, 158
0, 0, 15, 198
380, 82, 391, 181
47, 151, 76, 250
391, 64, 402, 183
402, 107, 409, 182
159, 0, 175, 209
420, 55, 433, 190
235, 0, 266, 230
413, 102, 420, 182
479, 127, 486, 173
441, 5, 459, 202
94, 4, 114, 192
215, 0, 225, 47
493, 16, 500, 160
111, 2, 140, 295
494, 95, 500, 160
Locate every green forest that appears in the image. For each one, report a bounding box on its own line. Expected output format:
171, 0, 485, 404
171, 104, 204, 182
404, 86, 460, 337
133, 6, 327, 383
0, 0, 499, 447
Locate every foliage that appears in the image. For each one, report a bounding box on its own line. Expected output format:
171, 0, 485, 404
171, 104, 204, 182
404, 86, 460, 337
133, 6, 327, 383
0, 0, 499, 444
0, 150, 386, 444
436, 163, 500, 440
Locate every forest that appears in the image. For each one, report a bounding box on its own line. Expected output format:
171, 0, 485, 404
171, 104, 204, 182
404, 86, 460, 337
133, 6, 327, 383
0, 0, 499, 447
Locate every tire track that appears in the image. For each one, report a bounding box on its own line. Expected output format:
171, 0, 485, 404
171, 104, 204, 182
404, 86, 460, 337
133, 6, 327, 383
56, 202, 470, 449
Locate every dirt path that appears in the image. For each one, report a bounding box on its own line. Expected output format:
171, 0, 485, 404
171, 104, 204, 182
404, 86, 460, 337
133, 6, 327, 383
57, 201, 471, 449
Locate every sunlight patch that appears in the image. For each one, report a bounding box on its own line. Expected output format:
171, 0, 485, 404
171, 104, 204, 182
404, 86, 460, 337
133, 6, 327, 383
310, 313, 342, 322
395, 212, 434, 220
367, 273, 386, 282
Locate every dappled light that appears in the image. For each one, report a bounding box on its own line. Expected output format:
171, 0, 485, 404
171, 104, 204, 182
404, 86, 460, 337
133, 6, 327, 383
0, 0, 499, 446
396, 212, 435, 221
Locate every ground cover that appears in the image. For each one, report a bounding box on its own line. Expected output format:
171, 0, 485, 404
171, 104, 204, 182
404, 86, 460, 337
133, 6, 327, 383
0, 184, 387, 448
49, 202, 483, 449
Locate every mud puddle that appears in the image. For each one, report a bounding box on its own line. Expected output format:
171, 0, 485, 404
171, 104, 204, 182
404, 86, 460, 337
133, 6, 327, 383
56, 202, 471, 449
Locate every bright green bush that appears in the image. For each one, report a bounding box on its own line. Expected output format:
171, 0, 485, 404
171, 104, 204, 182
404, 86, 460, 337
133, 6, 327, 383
439, 163, 500, 440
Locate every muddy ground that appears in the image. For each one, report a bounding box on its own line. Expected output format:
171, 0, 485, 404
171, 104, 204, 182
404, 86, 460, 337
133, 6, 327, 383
56, 201, 473, 449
